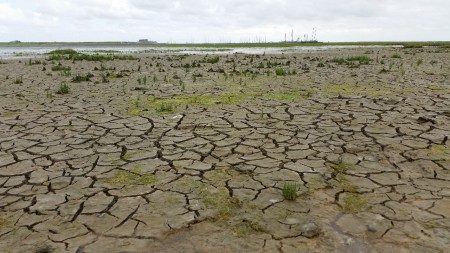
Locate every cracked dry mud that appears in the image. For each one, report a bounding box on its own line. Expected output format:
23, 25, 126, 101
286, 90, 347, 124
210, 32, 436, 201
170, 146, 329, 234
0, 47, 450, 253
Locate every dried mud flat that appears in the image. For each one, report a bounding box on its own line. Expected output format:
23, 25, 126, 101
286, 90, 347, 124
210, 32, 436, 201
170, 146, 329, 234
0, 47, 449, 253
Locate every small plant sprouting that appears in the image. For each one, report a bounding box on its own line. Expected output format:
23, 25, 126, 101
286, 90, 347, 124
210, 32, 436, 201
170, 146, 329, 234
203, 56, 220, 64
275, 68, 286, 76
46, 89, 53, 98
71, 73, 93, 83
180, 80, 185, 91
56, 82, 70, 94
14, 76, 23, 84
156, 103, 174, 113
59, 70, 71, 77
282, 182, 297, 201
153, 74, 158, 82
51, 65, 71, 71
101, 74, 109, 83
416, 59, 423, 66
143, 75, 147, 85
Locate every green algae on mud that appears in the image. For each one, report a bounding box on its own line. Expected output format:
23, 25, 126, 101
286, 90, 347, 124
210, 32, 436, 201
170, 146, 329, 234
126, 92, 261, 116
102, 168, 157, 186
201, 187, 241, 219
125, 89, 315, 116
342, 193, 368, 213
0, 112, 18, 118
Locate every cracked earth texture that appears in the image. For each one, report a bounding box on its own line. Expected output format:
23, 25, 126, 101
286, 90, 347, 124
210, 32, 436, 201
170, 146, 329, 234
0, 47, 450, 253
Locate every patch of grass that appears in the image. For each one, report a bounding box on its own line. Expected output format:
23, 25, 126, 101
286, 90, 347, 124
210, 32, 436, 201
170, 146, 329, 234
201, 187, 241, 219
330, 161, 354, 175
327, 160, 358, 192
346, 55, 371, 65
426, 145, 450, 159
331, 57, 346, 64
335, 174, 358, 192
416, 59, 423, 66
101, 74, 109, 83
429, 85, 450, 93
51, 65, 71, 71
137, 75, 147, 85
275, 68, 286, 76
232, 220, 266, 238
156, 103, 174, 113
202, 56, 220, 64
56, 82, 70, 94
332, 56, 371, 65
47, 49, 78, 55
204, 167, 242, 186
59, 70, 71, 77
282, 182, 298, 201
127, 92, 261, 116
0, 112, 17, 118
14, 76, 23, 84
28, 59, 42, 65
48, 53, 136, 61
103, 168, 157, 187
392, 53, 401, 58
72, 73, 94, 82
265, 92, 297, 100
122, 151, 140, 160
342, 193, 367, 213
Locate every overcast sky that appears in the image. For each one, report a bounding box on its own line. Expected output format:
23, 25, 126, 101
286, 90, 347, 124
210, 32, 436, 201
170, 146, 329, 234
0, 0, 449, 43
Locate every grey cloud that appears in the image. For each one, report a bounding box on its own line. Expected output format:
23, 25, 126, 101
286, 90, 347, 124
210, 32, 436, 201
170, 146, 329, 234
0, 0, 449, 42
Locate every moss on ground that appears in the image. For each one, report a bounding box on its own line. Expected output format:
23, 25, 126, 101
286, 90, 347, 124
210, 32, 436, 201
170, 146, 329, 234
103, 167, 157, 186
200, 187, 241, 219
342, 193, 367, 213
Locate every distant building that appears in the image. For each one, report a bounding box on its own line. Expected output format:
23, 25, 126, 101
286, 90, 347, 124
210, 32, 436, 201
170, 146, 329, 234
138, 39, 157, 44
10, 40, 21, 43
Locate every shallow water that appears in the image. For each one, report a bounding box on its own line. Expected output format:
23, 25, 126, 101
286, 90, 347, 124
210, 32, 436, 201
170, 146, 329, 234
0, 45, 399, 59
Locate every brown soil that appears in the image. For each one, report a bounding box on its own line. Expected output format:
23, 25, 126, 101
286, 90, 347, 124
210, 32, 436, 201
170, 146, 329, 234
0, 47, 449, 253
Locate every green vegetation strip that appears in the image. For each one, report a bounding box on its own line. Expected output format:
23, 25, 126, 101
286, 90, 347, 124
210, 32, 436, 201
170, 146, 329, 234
102, 168, 157, 186
127, 90, 314, 115
44, 49, 136, 61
